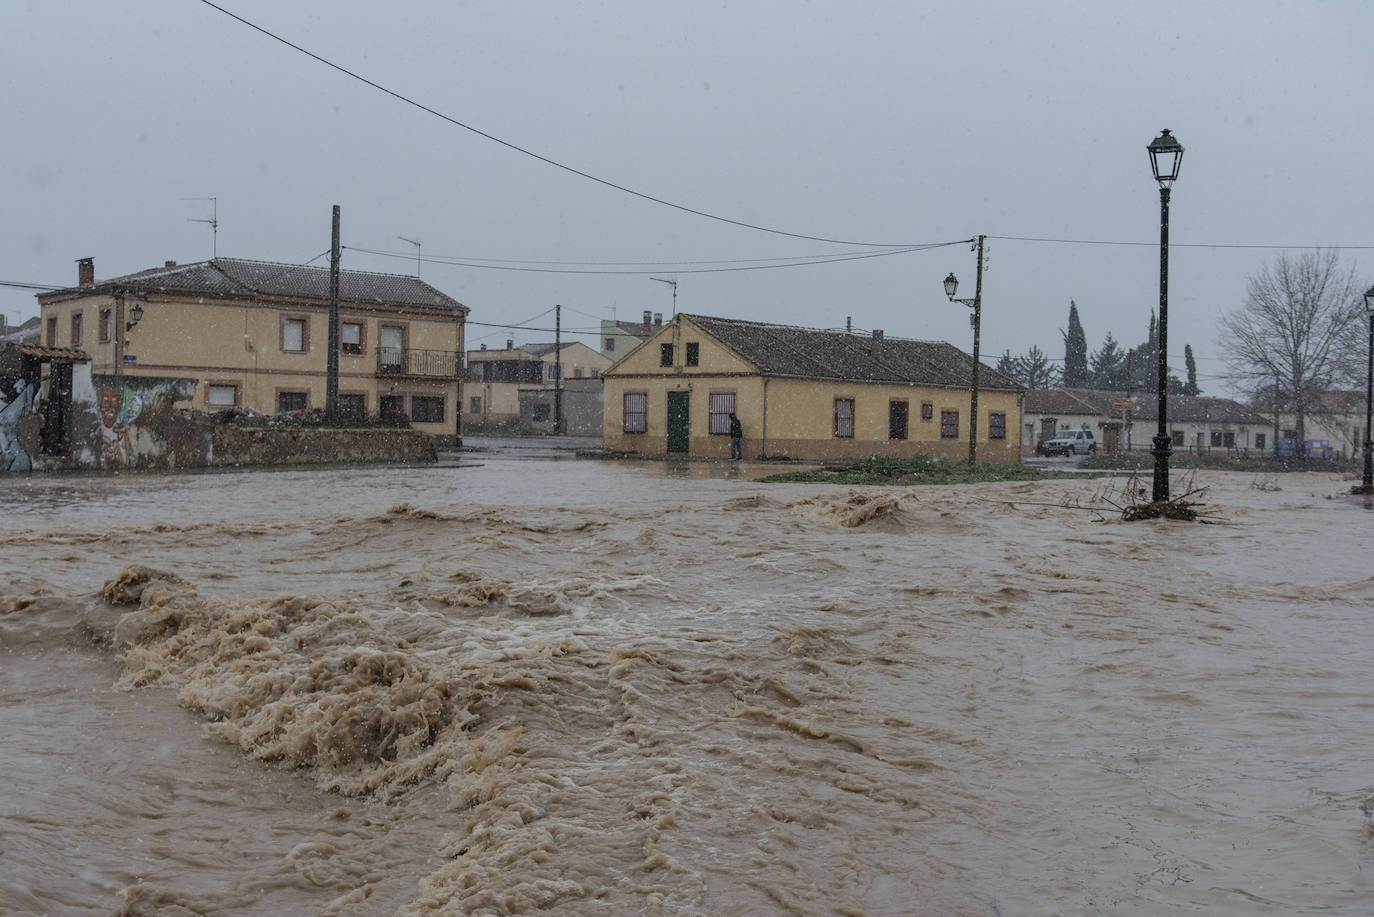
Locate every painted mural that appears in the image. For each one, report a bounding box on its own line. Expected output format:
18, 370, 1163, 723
0, 374, 40, 472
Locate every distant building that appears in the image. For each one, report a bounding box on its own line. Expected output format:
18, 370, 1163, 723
0, 315, 42, 345
36, 257, 467, 444
465, 340, 609, 432
600, 311, 662, 360
601, 313, 1023, 461
1023, 388, 1272, 454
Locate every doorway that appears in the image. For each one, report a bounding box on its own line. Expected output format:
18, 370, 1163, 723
666, 391, 690, 453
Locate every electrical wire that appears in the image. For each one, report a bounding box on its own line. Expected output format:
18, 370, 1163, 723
196, 0, 918, 248
345, 243, 955, 275
990, 235, 1374, 251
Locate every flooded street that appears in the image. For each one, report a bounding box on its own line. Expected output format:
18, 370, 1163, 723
3, 447, 1373, 915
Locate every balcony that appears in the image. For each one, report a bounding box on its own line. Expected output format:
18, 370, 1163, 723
376, 347, 459, 379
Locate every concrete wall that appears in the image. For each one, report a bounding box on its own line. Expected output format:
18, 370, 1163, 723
4, 362, 436, 473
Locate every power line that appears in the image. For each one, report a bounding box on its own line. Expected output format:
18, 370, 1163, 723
990, 235, 1374, 251
345, 242, 957, 275
196, 0, 916, 248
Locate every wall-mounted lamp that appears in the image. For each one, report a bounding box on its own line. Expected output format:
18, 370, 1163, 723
125, 302, 144, 332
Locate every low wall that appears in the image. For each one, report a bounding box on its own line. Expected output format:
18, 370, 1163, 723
209, 427, 436, 467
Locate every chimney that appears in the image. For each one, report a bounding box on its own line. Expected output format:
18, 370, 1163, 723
872, 329, 884, 342
77, 257, 94, 286
654, 312, 663, 327
642, 310, 652, 331
846, 316, 852, 333
480, 343, 487, 351
165, 260, 177, 268
506, 338, 514, 350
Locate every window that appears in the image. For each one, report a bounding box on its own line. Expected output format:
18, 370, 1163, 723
379, 325, 403, 370
380, 395, 405, 423
605, 337, 615, 352
99, 308, 112, 343
341, 321, 363, 355
1223, 431, 1235, 448
921, 401, 934, 422
834, 398, 854, 438
411, 396, 444, 423
660, 343, 673, 367
70, 313, 83, 347
709, 392, 735, 434
277, 391, 307, 412
46, 317, 56, 346
470, 396, 482, 413
1255, 433, 1266, 450
207, 384, 238, 407
1210, 431, 1222, 448
282, 316, 306, 353
1172, 429, 1184, 446
686, 342, 700, 366
574, 367, 584, 378
591, 369, 600, 378
988, 411, 1006, 439
940, 409, 959, 439
624, 392, 648, 433
338, 393, 366, 420
889, 401, 908, 440
532, 403, 551, 422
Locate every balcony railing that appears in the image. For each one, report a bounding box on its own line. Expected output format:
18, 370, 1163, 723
376, 347, 458, 379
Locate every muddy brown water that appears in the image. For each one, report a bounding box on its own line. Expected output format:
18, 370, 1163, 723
2, 457, 1373, 915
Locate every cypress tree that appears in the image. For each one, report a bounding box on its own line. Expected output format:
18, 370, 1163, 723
1062, 301, 1088, 388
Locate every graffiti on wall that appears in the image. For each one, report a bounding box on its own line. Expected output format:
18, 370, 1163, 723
86, 374, 205, 470
0, 375, 40, 472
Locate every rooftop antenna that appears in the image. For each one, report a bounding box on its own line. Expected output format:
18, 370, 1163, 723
398, 235, 422, 277
185, 196, 218, 258
650, 277, 677, 317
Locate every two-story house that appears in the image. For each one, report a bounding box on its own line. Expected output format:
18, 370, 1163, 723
37, 257, 468, 444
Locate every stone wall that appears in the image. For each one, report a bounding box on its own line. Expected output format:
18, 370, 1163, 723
208, 427, 436, 467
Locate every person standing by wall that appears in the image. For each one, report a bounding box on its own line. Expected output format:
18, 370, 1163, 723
729, 412, 743, 460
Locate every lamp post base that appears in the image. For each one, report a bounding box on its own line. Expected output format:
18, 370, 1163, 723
1151, 433, 1172, 503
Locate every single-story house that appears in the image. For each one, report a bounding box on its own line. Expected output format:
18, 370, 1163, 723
601, 313, 1023, 462
1024, 388, 1273, 454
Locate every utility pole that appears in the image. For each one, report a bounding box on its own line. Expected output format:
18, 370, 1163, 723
554, 304, 564, 435
327, 205, 341, 419
943, 235, 985, 467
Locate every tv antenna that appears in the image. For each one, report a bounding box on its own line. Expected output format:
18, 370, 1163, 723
650, 277, 678, 316
397, 235, 422, 277
185, 197, 218, 258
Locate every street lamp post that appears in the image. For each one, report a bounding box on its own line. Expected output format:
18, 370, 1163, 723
943, 234, 986, 467
1147, 129, 1184, 503
1362, 286, 1374, 492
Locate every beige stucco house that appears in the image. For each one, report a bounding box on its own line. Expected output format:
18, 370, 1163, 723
36, 257, 468, 443
465, 340, 609, 431
601, 313, 1023, 462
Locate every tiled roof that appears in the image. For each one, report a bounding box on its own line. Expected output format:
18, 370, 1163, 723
12, 343, 91, 362
38, 258, 466, 313
1025, 387, 1270, 425
683, 314, 1020, 390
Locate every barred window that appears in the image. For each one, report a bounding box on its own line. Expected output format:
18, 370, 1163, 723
889, 401, 908, 440
709, 392, 735, 434
921, 401, 934, 421
834, 398, 854, 438
624, 392, 648, 433
411, 396, 444, 423
660, 343, 673, 367
940, 409, 959, 439
988, 411, 1006, 439
686, 342, 700, 366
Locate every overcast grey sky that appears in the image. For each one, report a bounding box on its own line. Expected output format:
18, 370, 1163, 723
5, 0, 1372, 395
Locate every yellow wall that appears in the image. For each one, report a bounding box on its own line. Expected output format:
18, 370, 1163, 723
39, 293, 464, 436
602, 316, 1022, 462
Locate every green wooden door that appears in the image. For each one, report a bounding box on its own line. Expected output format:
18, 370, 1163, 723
666, 391, 690, 453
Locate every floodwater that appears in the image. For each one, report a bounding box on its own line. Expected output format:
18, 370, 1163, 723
3, 445, 1373, 916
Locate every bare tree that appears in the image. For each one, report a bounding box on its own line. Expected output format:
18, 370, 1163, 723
1217, 250, 1366, 453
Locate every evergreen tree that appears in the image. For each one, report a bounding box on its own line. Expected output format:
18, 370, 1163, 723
995, 349, 1021, 382
1183, 345, 1200, 396
1061, 301, 1089, 387
1090, 333, 1126, 389
1021, 345, 1059, 390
